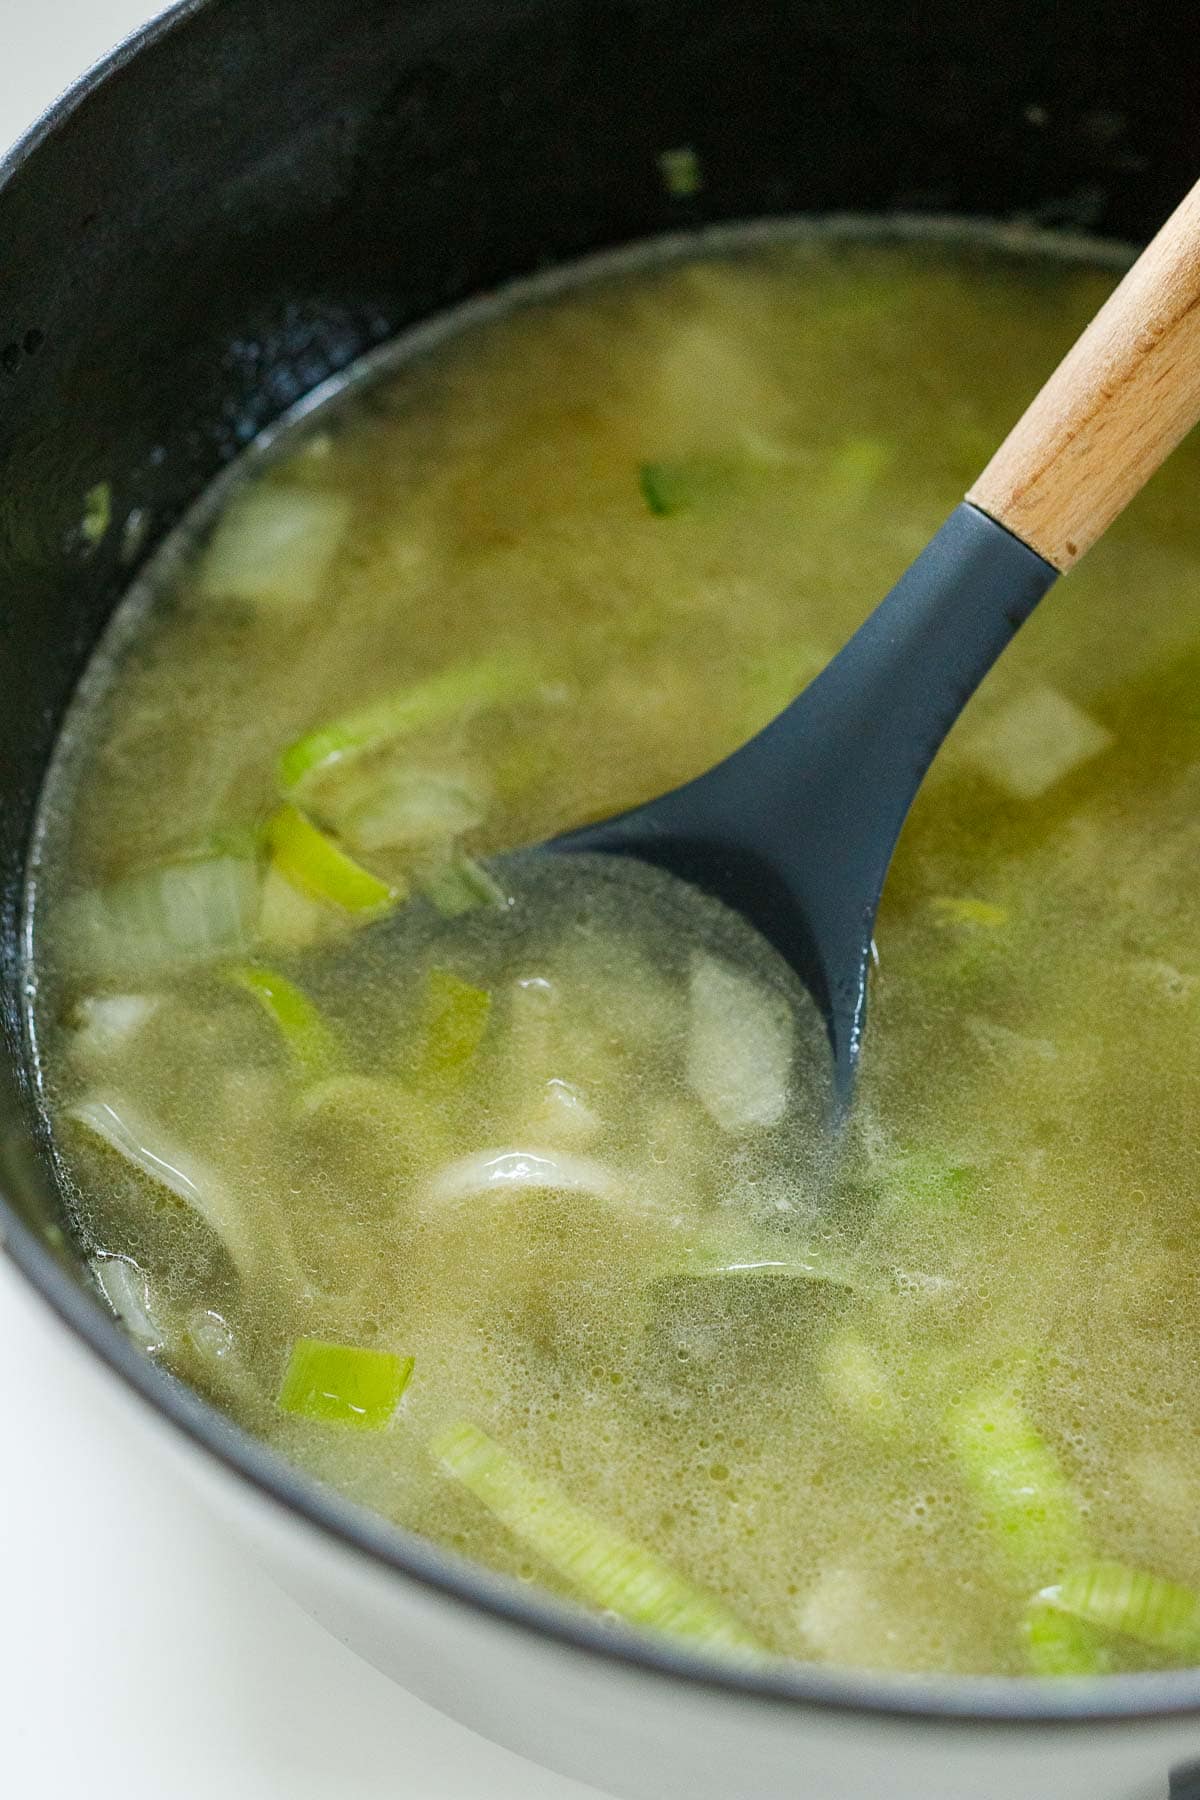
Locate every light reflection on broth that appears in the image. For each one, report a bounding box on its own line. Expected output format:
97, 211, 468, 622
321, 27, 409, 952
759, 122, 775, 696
26, 226, 1200, 1676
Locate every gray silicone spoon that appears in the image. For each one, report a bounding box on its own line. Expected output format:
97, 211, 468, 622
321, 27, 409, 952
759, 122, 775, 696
552, 178, 1200, 1108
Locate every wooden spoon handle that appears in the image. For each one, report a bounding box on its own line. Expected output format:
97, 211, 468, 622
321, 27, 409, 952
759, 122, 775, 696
967, 177, 1200, 572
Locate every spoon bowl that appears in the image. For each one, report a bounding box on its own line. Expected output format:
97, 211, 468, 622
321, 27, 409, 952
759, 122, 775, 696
553, 504, 1055, 1106
552, 175, 1200, 1104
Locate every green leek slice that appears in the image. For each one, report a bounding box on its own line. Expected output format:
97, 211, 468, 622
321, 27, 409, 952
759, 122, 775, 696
278, 654, 542, 793
1039, 1562, 1200, 1658
265, 804, 398, 913
434, 1420, 762, 1654
639, 457, 740, 518
227, 965, 339, 1080
1022, 1598, 1113, 1676
278, 1337, 413, 1429
418, 969, 492, 1082
946, 1388, 1090, 1586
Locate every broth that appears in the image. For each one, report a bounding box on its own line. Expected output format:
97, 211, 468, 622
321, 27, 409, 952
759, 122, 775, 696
27, 226, 1200, 1676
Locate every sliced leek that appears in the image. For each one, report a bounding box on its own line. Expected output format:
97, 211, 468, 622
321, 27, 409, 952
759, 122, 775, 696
435, 1420, 762, 1654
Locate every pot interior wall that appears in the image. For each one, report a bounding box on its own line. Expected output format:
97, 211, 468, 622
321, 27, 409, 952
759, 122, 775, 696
2, 0, 1198, 1269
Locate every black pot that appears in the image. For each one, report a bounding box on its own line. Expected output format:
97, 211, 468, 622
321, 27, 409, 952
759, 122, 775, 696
4, 7, 1200, 1797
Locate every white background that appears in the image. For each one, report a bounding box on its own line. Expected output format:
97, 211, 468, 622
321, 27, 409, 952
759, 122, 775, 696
0, 6, 595, 1796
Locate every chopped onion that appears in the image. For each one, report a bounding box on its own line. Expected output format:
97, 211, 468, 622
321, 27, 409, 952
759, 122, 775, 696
530, 1078, 601, 1145
59, 856, 259, 980
424, 1148, 619, 1209
196, 484, 350, 610
70, 1094, 256, 1277
964, 684, 1114, 800
187, 1307, 237, 1362
336, 767, 488, 853
415, 850, 510, 918
91, 1254, 163, 1352
686, 956, 793, 1131
651, 1218, 861, 1290
68, 994, 161, 1065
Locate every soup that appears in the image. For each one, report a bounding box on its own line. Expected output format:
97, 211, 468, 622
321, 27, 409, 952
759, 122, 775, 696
26, 227, 1200, 1677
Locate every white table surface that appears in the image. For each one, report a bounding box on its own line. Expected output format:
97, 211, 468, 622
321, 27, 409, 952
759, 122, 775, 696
0, 8, 596, 1796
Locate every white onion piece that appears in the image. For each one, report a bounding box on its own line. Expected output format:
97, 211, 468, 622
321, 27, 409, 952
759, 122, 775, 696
337, 768, 487, 853
60, 856, 259, 980
424, 1147, 618, 1210
91, 1254, 163, 1352
256, 863, 327, 950
686, 956, 793, 1132
187, 1308, 237, 1362
529, 1079, 601, 1146
69, 994, 161, 1065
70, 1095, 254, 1276
964, 684, 1113, 800
196, 485, 350, 610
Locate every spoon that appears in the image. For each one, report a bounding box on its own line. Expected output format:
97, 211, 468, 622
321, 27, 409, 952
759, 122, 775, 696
551, 178, 1200, 1108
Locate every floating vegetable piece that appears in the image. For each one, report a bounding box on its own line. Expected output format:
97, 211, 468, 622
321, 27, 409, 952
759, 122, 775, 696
68, 994, 162, 1066
278, 1337, 413, 1429
415, 849, 511, 918
69, 1094, 259, 1278
434, 1420, 762, 1653
930, 896, 1010, 929
227, 965, 339, 1080
1038, 1561, 1200, 1659
1022, 1598, 1113, 1677
653, 1218, 861, 1291
91, 1254, 163, 1352
946, 1388, 1090, 1585
424, 1148, 618, 1209
418, 969, 492, 1082
964, 685, 1114, 801
658, 145, 704, 200
59, 856, 259, 980
528, 1077, 602, 1146
686, 955, 793, 1131
256, 863, 329, 949
639, 457, 741, 518
337, 767, 488, 854
196, 484, 351, 609
265, 804, 398, 913
278, 654, 542, 793
81, 481, 113, 549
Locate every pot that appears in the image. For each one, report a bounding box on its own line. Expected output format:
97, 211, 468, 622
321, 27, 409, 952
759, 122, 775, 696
3, 4, 1200, 1795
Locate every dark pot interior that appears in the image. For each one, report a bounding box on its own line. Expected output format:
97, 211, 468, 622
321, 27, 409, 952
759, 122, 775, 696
3, 0, 1200, 1719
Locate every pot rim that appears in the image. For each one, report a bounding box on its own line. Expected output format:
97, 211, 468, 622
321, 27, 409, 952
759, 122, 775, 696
5, 0, 1200, 1732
